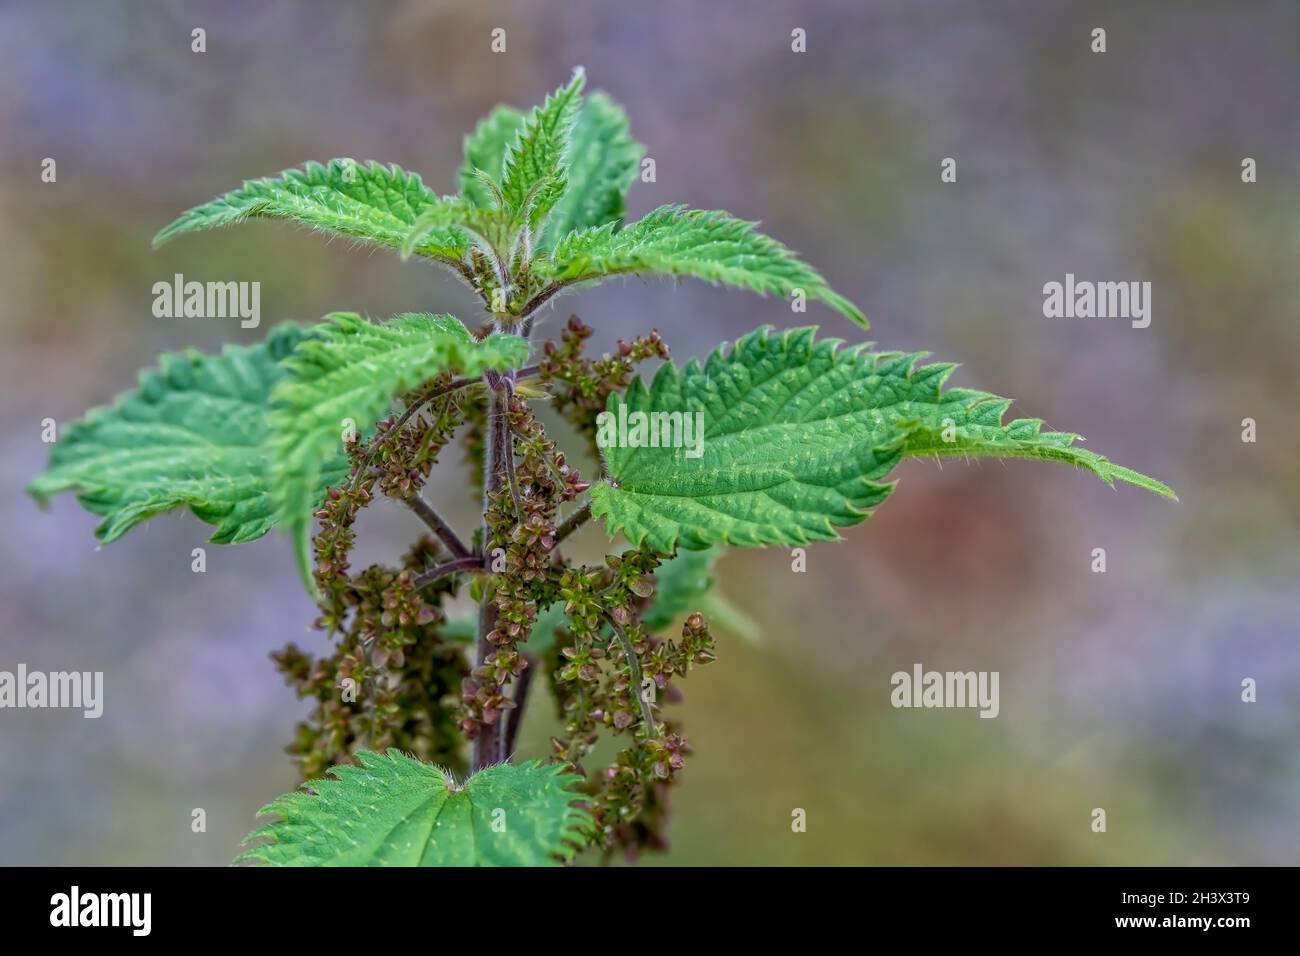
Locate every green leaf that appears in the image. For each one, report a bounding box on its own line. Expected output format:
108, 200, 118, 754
642, 547, 721, 631
28, 323, 344, 546
540, 91, 644, 250
696, 589, 761, 643
590, 326, 1175, 552
641, 546, 756, 642
460, 106, 526, 208
402, 200, 518, 267
500, 68, 586, 228
399, 197, 473, 258
154, 160, 468, 262
268, 313, 530, 589
520, 600, 570, 655
537, 205, 867, 327
238, 750, 591, 866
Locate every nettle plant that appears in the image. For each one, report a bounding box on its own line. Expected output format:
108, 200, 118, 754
31, 69, 1174, 866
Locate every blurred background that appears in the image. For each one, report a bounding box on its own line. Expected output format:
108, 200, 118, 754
2, 0, 1297, 865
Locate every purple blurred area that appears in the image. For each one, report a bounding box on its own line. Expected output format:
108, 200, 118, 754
1, 0, 1297, 865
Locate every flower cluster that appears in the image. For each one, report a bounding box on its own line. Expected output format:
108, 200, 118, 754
371, 384, 466, 499
460, 392, 589, 739
545, 550, 717, 858
273, 315, 721, 860
539, 315, 669, 454
273, 535, 467, 781
273, 391, 470, 781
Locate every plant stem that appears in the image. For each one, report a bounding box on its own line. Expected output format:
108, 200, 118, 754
471, 319, 548, 770
554, 500, 592, 545
473, 374, 512, 770
518, 283, 567, 322
403, 493, 471, 559
606, 614, 658, 739
412, 554, 483, 589
500, 379, 524, 515
502, 653, 537, 758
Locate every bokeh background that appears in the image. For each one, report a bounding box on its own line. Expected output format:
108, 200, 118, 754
2, 0, 1297, 865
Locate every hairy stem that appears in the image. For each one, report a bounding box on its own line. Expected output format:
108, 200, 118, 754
403, 493, 471, 559
518, 282, 567, 322
473, 372, 512, 770
554, 500, 593, 545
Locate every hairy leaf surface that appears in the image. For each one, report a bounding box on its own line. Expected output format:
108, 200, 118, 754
28, 324, 343, 546
590, 326, 1175, 552
269, 313, 530, 587
460, 106, 526, 208
537, 205, 866, 326
540, 91, 644, 250
238, 750, 590, 866
500, 69, 585, 228
154, 160, 468, 262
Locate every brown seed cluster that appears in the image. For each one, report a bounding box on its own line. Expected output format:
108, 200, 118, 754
460, 394, 589, 738
539, 315, 669, 455
271, 318, 720, 860
545, 551, 717, 858
273, 385, 470, 781
274, 535, 468, 781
